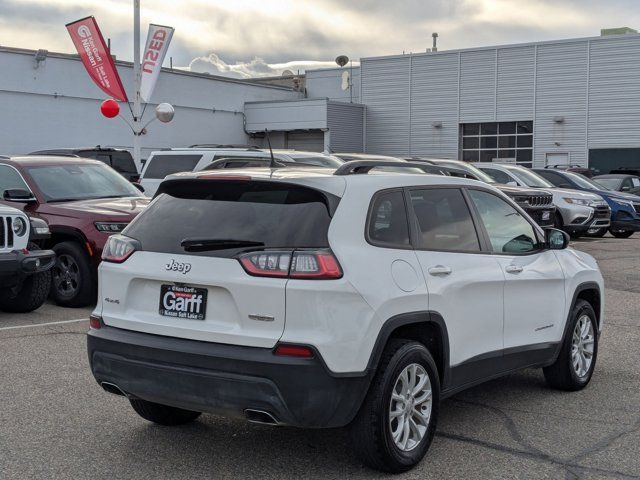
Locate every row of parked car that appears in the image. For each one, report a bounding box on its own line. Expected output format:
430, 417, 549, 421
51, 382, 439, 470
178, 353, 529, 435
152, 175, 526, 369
1, 145, 639, 313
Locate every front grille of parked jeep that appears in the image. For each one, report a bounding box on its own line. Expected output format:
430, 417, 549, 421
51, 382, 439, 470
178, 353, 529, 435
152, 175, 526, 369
526, 195, 553, 206
0, 216, 15, 249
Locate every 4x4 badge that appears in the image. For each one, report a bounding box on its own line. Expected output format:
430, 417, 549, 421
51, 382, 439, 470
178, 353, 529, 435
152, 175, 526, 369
165, 259, 192, 274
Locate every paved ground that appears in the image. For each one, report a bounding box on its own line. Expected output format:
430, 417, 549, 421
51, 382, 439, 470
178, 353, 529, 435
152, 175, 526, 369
1, 235, 638, 479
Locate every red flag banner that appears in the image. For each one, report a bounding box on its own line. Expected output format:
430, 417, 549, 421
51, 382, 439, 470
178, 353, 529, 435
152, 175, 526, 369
66, 16, 128, 102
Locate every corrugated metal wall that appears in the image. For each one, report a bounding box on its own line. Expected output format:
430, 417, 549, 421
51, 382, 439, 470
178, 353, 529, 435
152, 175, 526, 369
360, 35, 640, 167
327, 102, 364, 153
410, 54, 459, 158
361, 57, 411, 155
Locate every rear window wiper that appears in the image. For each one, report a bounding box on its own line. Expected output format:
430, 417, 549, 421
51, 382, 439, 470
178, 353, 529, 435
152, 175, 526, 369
180, 238, 265, 252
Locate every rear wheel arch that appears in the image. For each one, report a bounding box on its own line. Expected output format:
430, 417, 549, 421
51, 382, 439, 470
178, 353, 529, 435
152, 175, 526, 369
367, 312, 450, 388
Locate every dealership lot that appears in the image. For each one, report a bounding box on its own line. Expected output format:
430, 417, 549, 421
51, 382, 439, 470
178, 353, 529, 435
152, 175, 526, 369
1, 236, 638, 480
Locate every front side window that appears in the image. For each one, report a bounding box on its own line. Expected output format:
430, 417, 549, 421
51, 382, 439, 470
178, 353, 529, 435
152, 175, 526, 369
409, 188, 480, 252
0, 165, 30, 193
468, 189, 539, 254
481, 168, 514, 185
367, 190, 410, 247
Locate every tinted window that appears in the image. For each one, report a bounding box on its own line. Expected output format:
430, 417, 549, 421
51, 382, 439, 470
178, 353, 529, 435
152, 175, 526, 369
409, 189, 480, 252
468, 189, 539, 254
143, 154, 203, 179
367, 191, 410, 247
26, 164, 142, 202
125, 182, 334, 258
535, 170, 566, 186
0, 165, 30, 193
482, 168, 513, 185
111, 152, 137, 174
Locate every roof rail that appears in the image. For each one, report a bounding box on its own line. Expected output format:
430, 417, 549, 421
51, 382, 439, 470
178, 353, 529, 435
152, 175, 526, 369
333, 160, 457, 176
188, 144, 261, 150
28, 153, 81, 158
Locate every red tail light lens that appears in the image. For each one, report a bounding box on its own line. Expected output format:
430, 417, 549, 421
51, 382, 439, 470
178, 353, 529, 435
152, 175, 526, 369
102, 234, 139, 263
89, 315, 102, 329
274, 344, 314, 358
238, 250, 342, 279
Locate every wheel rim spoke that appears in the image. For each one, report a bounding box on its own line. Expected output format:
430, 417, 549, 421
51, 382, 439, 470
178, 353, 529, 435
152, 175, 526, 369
571, 315, 595, 379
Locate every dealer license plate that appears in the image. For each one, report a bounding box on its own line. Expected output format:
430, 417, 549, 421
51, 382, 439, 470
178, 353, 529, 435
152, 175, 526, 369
158, 284, 208, 320
542, 211, 551, 221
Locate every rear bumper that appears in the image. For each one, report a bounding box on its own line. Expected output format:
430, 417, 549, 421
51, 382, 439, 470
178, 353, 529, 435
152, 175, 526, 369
0, 249, 55, 281
87, 325, 371, 428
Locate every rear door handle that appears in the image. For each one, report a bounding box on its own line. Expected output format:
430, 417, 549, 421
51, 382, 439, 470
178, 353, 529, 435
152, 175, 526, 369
428, 265, 452, 276
505, 265, 523, 274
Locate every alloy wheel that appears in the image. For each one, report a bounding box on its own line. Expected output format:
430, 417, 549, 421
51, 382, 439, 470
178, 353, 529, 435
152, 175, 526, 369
389, 363, 432, 452
571, 315, 595, 378
52, 254, 80, 298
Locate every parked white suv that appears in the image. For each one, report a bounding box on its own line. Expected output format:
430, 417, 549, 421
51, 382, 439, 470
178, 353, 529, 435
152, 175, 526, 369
139, 146, 343, 196
88, 161, 604, 472
476, 163, 611, 237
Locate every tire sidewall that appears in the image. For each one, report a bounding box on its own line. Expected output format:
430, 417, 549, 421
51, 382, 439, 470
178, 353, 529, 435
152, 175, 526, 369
380, 344, 440, 468
51, 241, 95, 307
566, 301, 598, 387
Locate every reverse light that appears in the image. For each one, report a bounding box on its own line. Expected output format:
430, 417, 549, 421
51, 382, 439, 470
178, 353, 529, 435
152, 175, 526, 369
238, 250, 342, 279
274, 344, 314, 358
102, 234, 139, 263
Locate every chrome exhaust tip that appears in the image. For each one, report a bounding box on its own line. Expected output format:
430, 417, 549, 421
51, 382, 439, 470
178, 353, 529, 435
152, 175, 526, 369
100, 382, 126, 396
244, 409, 280, 426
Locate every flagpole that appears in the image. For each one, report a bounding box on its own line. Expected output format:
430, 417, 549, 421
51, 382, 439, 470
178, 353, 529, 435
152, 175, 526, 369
133, 0, 142, 171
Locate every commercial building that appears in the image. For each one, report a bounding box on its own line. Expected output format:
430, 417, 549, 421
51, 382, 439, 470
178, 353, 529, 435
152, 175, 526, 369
2, 30, 640, 172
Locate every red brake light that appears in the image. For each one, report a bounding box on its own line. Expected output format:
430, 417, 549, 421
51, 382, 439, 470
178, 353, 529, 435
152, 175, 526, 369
102, 234, 138, 263
274, 344, 314, 358
238, 250, 342, 279
89, 315, 102, 329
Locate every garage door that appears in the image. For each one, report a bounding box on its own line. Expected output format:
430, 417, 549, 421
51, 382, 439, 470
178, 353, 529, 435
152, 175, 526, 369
286, 131, 325, 152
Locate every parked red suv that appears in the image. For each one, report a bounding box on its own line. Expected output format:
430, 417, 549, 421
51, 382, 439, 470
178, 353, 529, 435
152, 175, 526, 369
0, 156, 149, 307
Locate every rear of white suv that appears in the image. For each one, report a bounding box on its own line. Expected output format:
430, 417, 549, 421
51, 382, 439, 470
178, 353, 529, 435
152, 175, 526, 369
89, 165, 604, 473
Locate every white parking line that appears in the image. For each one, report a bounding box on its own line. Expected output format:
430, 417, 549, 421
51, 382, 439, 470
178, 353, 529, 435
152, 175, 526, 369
0, 318, 88, 331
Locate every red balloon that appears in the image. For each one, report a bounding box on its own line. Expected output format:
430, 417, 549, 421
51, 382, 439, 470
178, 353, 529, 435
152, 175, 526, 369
100, 99, 120, 118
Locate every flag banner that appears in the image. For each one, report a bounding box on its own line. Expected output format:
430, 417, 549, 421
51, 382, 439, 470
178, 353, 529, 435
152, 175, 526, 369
140, 24, 174, 102
66, 16, 128, 102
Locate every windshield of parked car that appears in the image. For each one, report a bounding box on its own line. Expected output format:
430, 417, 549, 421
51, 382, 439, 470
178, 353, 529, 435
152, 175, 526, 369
593, 177, 622, 190
565, 171, 610, 191
507, 167, 555, 188
438, 161, 496, 184
26, 164, 143, 202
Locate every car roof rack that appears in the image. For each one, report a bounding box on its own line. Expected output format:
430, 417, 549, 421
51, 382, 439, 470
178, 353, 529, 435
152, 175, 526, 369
333, 160, 462, 176
187, 144, 262, 150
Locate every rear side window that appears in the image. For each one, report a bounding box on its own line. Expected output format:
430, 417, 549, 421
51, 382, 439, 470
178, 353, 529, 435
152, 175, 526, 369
536, 170, 565, 186
409, 188, 480, 252
482, 168, 513, 185
367, 190, 410, 247
110, 152, 137, 174
143, 154, 202, 179
125, 181, 336, 257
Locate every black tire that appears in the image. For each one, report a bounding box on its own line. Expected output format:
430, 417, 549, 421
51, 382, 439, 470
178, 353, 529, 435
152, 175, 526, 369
129, 398, 201, 426
609, 229, 634, 239
50, 241, 95, 307
0, 270, 51, 313
543, 299, 598, 391
349, 339, 440, 473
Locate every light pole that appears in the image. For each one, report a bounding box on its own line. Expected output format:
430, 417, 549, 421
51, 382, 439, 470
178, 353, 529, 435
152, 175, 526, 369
132, 0, 142, 171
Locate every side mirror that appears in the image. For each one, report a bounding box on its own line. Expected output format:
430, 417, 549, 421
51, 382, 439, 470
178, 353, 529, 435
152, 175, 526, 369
506, 181, 518, 186
621, 186, 630, 192
558, 183, 572, 188
545, 228, 570, 250
133, 183, 145, 193
3, 189, 37, 203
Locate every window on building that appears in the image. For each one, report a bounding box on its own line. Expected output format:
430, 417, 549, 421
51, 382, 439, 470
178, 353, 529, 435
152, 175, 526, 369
459, 121, 534, 167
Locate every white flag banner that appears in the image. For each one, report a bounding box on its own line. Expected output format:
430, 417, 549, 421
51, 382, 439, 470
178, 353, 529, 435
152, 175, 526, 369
140, 24, 174, 102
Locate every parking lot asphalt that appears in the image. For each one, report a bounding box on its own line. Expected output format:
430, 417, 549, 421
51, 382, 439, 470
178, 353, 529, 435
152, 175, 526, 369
1, 236, 638, 480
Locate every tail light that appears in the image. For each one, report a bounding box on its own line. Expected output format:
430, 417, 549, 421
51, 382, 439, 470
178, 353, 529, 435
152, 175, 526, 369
89, 314, 102, 329
238, 250, 342, 279
102, 234, 140, 263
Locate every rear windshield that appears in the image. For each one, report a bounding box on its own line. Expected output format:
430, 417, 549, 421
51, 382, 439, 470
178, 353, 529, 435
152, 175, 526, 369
124, 181, 336, 257
143, 154, 203, 179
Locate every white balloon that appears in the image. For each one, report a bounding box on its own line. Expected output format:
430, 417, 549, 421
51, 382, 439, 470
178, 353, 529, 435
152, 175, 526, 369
155, 103, 175, 123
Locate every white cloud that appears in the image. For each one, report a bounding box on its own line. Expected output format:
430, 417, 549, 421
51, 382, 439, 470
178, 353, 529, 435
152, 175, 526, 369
188, 53, 348, 78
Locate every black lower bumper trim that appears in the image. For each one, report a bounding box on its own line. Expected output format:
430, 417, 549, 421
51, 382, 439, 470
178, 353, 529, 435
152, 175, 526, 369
0, 249, 55, 278
88, 326, 371, 428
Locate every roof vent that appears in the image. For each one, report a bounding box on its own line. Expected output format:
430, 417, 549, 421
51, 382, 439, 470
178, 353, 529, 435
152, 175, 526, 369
601, 27, 638, 36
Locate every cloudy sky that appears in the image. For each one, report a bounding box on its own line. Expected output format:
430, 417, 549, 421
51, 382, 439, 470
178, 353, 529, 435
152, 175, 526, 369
1, 0, 639, 78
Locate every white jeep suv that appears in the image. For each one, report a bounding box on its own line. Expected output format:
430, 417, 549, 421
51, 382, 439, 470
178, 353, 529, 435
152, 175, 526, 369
88, 161, 604, 473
